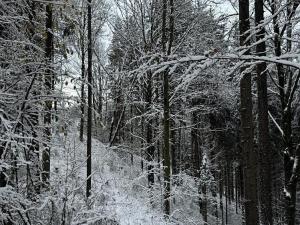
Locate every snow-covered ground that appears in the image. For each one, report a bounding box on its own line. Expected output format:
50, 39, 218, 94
51, 124, 174, 225
49, 121, 241, 225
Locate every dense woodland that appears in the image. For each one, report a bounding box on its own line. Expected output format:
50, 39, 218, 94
1, 0, 300, 224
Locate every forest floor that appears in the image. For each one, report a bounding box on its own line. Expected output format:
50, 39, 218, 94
49, 121, 241, 225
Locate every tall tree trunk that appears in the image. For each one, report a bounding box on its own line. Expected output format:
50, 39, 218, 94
284, 2, 300, 224
26, 0, 40, 195
80, 12, 86, 142
239, 0, 259, 224
146, 71, 155, 187
43, 1, 54, 185
283, 98, 296, 225
0, 5, 7, 190
285, 144, 300, 225
270, 1, 300, 224
159, 0, 175, 215
200, 163, 208, 223
255, 0, 273, 224
98, 68, 102, 121
171, 122, 177, 175
191, 106, 205, 221
161, 0, 171, 216
225, 171, 228, 225
0, 144, 6, 187
219, 167, 224, 225
235, 168, 238, 213
86, 0, 92, 198
162, 55, 171, 216
191, 110, 200, 176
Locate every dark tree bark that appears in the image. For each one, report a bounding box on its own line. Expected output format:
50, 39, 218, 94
191, 110, 201, 177
109, 81, 125, 145
239, 0, 259, 224
161, 0, 176, 215
200, 163, 208, 223
235, 167, 238, 213
24, 0, 41, 195
255, 0, 273, 224
219, 167, 224, 225
0, 9, 7, 187
270, 1, 300, 224
225, 169, 228, 224
162, 57, 171, 216
285, 144, 300, 225
80, 11, 86, 142
171, 125, 177, 175
161, 0, 174, 216
109, 106, 125, 146
145, 71, 155, 187
190, 101, 208, 223
0, 143, 6, 187
86, 0, 92, 198
42, 1, 54, 185
97, 68, 102, 121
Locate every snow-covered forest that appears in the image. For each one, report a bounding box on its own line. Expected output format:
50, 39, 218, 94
1, 0, 300, 224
